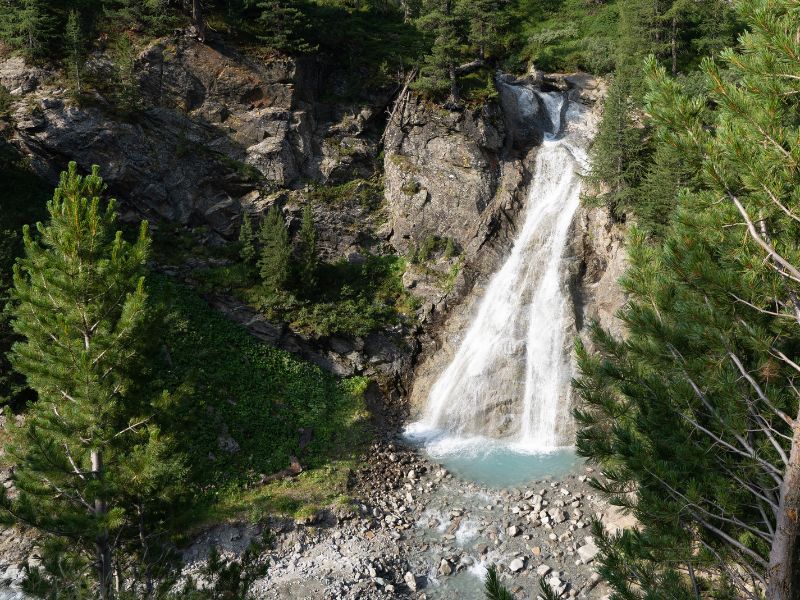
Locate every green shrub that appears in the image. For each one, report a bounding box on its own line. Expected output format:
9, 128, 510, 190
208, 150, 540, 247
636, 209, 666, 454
0, 85, 12, 117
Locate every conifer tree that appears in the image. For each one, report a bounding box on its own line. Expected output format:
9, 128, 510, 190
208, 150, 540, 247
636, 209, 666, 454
257, 207, 291, 292
1, 163, 185, 598
0, 0, 55, 59
456, 0, 508, 61
296, 204, 318, 293
484, 565, 515, 600
255, 0, 313, 53
576, 0, 800, 595
0, 230, 23, 407
415, 0, 464, 103
64, 10, 84, 100
239, 212, 256, 266
112, 34, 140, 114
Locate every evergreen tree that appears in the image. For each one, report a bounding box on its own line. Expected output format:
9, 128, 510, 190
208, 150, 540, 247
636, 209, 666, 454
1, 163, 185, 598
0, 0, 55, 59
255, 0, 313, 53
64, 10, 84, 100
575, 0, 800, 594
102, 0, 173, 32
0, 230, 25, 408
257, 208, 291, 292
238, 212, 256, 266
414, 0, 464, 103
296, 204, 318, 293
455, 0, 508, 61
112, 34, 140, 114
585, 70, 647, 215
484, 565, 515, 600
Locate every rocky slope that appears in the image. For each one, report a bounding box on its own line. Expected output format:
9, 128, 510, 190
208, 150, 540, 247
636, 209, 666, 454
1, 34, 385, 238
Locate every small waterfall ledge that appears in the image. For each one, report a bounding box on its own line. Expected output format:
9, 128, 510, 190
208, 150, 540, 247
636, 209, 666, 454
405, 83, 597, 476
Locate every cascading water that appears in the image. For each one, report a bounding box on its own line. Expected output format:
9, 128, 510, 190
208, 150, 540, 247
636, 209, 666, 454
406, 86, 594, 484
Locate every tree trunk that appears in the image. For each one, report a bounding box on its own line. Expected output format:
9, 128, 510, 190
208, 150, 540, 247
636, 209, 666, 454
192, 0, 205, 43
448, 63, 459, 104
92, 450, 113, 600
670, 17, 678, 75
766, 410, 800, 599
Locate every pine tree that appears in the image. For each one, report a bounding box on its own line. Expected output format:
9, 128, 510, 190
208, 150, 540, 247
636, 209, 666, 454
455, 0, 508, 61
0, 0, 55, 59
1, 163, 186, 598
575, 0, 800, 594
64, 10, 84, 100
414, 0, 464, 103
296, 204, 318, 293
102, 0, 173, 32
585, 70, 648, 214
484, 565, 515, 600
0, 229, 25, 407
112, 34, 140, 114
239, 212, 256, 266
257, 207, 291, 292
255, 0, 313, 53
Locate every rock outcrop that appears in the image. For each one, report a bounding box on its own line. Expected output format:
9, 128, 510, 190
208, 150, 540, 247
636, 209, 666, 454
382, 73, 625, 414
1, 35, 386, 239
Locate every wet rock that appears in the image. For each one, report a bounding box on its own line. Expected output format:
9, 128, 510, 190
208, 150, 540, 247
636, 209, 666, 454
438, 558, 453, 576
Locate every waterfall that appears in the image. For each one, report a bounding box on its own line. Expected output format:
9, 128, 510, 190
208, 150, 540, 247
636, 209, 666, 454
407, 88, 593, 454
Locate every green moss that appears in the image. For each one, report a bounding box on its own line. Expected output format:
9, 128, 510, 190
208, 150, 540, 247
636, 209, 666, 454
412, 235, 458, 264
400, 180, 421, 196
388, 153, 419, 175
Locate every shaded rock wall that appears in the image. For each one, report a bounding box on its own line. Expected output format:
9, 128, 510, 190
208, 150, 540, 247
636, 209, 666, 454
1, 35, 386, 239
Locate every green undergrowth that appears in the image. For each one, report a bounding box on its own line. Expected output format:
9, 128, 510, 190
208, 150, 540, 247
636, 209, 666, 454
195, 253, 418, 338
151, 221, 238, 266
307, 177, 384, 211
512, 0, 619, 73
0, 144, 51, 234
148, 276, 372, 522
193, 462, 353, 528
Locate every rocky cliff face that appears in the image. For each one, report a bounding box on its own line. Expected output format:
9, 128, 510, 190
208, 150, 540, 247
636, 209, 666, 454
382, 72, 625, 413
1, 35, 385, 239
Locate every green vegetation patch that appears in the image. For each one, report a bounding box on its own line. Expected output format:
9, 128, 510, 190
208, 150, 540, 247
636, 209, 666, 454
308, 177, 385, 211
511, 0, 619, 73
195, 250, 417, 338
150, 276, 372, 495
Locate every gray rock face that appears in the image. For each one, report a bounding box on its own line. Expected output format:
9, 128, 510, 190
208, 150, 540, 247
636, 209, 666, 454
571, 204, 627, 343
383, 95, 505, 257
391, 74, 627, 419
3, 36, 386, 238
0, 56, 49, 95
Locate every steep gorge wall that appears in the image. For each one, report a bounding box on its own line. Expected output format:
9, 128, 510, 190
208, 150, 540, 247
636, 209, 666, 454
382, 73, 627, 413
0, 35, 626, 419
0, 35, 385, 239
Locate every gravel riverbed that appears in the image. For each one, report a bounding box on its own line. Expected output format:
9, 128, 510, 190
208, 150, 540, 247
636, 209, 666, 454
236, 441, 628, 599
0, 441, 631, 599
